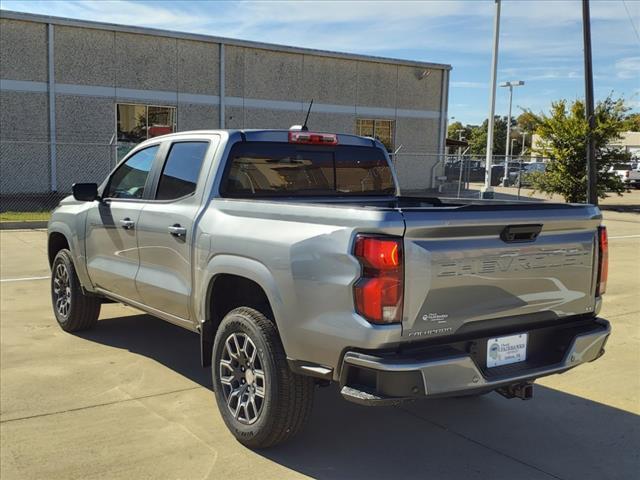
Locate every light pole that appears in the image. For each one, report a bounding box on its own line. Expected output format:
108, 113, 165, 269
521, 132, 528, 156
500, 80, 524, 186
481, 0, 501, 199
583, 0, 597, 205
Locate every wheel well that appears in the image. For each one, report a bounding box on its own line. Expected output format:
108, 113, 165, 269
48, 232, 70, 267
201, 274, 274, 367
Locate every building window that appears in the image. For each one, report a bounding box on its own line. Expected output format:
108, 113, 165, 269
116, 103, 176, 160
356, 119, 395, 152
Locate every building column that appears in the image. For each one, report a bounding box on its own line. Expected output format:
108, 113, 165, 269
48, 23, 57, 191
219, 43, 225, 129
435, 69, 450, 187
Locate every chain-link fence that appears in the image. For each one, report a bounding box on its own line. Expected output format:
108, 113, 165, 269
0, 138, 123, 222
390, 151, 548, 200
1, 141, 551, 223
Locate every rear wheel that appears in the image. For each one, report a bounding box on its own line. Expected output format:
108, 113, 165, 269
51, 249, 101, 332
212, 307, 314, 449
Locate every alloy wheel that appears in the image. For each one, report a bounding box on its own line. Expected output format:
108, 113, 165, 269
53, 262, 71, 318
219, 332, 266, 425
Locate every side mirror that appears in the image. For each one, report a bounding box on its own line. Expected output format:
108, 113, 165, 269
72, 183, 99, 202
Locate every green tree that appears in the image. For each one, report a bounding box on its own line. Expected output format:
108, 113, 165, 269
468, 116, 508, 156
623, 112, 640, 131
447, 121, 473, 142
515, 111, 539, 152
529, 96, 629, 203
516, 111, 539, 135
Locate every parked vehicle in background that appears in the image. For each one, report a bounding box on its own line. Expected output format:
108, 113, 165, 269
609, 162, 640, 188
445, 159, 485, 183
516, 161, 547, 187
500, 163, 525, 187
47, 128, 610, 448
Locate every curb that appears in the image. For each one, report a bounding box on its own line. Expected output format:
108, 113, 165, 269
0, 221, 48, 230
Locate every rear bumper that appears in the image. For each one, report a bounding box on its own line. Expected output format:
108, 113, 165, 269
339, 317, 610, 406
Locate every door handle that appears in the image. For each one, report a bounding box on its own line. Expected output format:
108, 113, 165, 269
500, 224, 542, 243
119, 218, 135, 230
168, 225, 187, 237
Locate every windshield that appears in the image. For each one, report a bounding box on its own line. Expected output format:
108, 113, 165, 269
525, 163, 546, 172
613, 163, 632, 170
221, 142, 396, 197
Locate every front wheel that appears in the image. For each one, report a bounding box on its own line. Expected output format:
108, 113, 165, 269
51, 249, 101, 332
212, 307, 314, 449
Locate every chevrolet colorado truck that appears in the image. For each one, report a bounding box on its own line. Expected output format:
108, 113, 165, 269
47, 128, 610, 448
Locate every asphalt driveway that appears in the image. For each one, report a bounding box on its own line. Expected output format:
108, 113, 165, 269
1, 210, 638, 480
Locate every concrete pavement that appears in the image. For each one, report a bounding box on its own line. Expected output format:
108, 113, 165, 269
1, 211, 638, 480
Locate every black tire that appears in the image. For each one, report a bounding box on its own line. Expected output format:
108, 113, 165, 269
212, 307, 314, 449
51, 249, 101, 332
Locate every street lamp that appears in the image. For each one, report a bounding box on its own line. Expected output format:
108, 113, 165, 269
500, 80, 525, 186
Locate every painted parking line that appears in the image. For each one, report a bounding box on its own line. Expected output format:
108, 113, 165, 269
0, 276, 50, 283
609, 234, 640, 239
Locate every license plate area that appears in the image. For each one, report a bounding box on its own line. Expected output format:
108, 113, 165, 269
487, 333, 528, 368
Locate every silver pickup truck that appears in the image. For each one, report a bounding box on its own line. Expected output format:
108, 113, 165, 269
47, 128, 610, 448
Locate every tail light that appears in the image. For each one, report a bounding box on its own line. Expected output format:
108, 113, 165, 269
288, 131, 338, 145
596, 226, 608, 296
353, 235, 403, 324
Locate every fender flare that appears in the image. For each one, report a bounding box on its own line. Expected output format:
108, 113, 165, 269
48, 221, 94, 292
198, 254, 286, 366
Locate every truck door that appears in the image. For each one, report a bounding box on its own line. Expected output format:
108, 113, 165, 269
134, 140, 213, 321
85, 145, 160, 301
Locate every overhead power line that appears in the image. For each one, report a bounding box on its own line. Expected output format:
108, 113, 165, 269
622, 0, 640, 44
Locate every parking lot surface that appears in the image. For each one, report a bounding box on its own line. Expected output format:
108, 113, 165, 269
1, 209, 638, 480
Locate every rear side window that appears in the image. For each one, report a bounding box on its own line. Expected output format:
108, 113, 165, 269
156, 142, 208, 200
221, 142, 395, 197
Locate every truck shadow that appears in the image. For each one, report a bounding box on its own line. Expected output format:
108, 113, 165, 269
80, 313, 639, 480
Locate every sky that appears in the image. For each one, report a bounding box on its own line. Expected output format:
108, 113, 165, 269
1, 0, 639, 125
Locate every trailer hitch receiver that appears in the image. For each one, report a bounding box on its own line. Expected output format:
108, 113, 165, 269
497, 382, 534, 400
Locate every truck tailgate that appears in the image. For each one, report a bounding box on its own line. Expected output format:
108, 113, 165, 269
401, 204, 601, 338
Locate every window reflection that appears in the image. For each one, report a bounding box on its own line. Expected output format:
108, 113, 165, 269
116, 104, 176, 161
356, 119, 395, 152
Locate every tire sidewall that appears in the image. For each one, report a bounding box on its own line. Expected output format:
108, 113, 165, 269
212, 310, 279, 444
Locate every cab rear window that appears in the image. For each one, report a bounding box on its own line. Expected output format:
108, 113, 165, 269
221, 142, 395, 197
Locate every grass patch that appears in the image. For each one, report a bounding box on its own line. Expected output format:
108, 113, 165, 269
0, 211, 51, 222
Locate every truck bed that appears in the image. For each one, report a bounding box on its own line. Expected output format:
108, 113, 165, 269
214, 194, 601, 342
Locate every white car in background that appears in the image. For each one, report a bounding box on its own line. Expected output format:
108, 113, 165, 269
609, 163, 640, 189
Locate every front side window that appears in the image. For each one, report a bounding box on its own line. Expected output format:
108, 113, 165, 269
105, 146, 158, 199
156, 142, 209, 200
117, 104, 176, 161
356, 119, 395, 152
